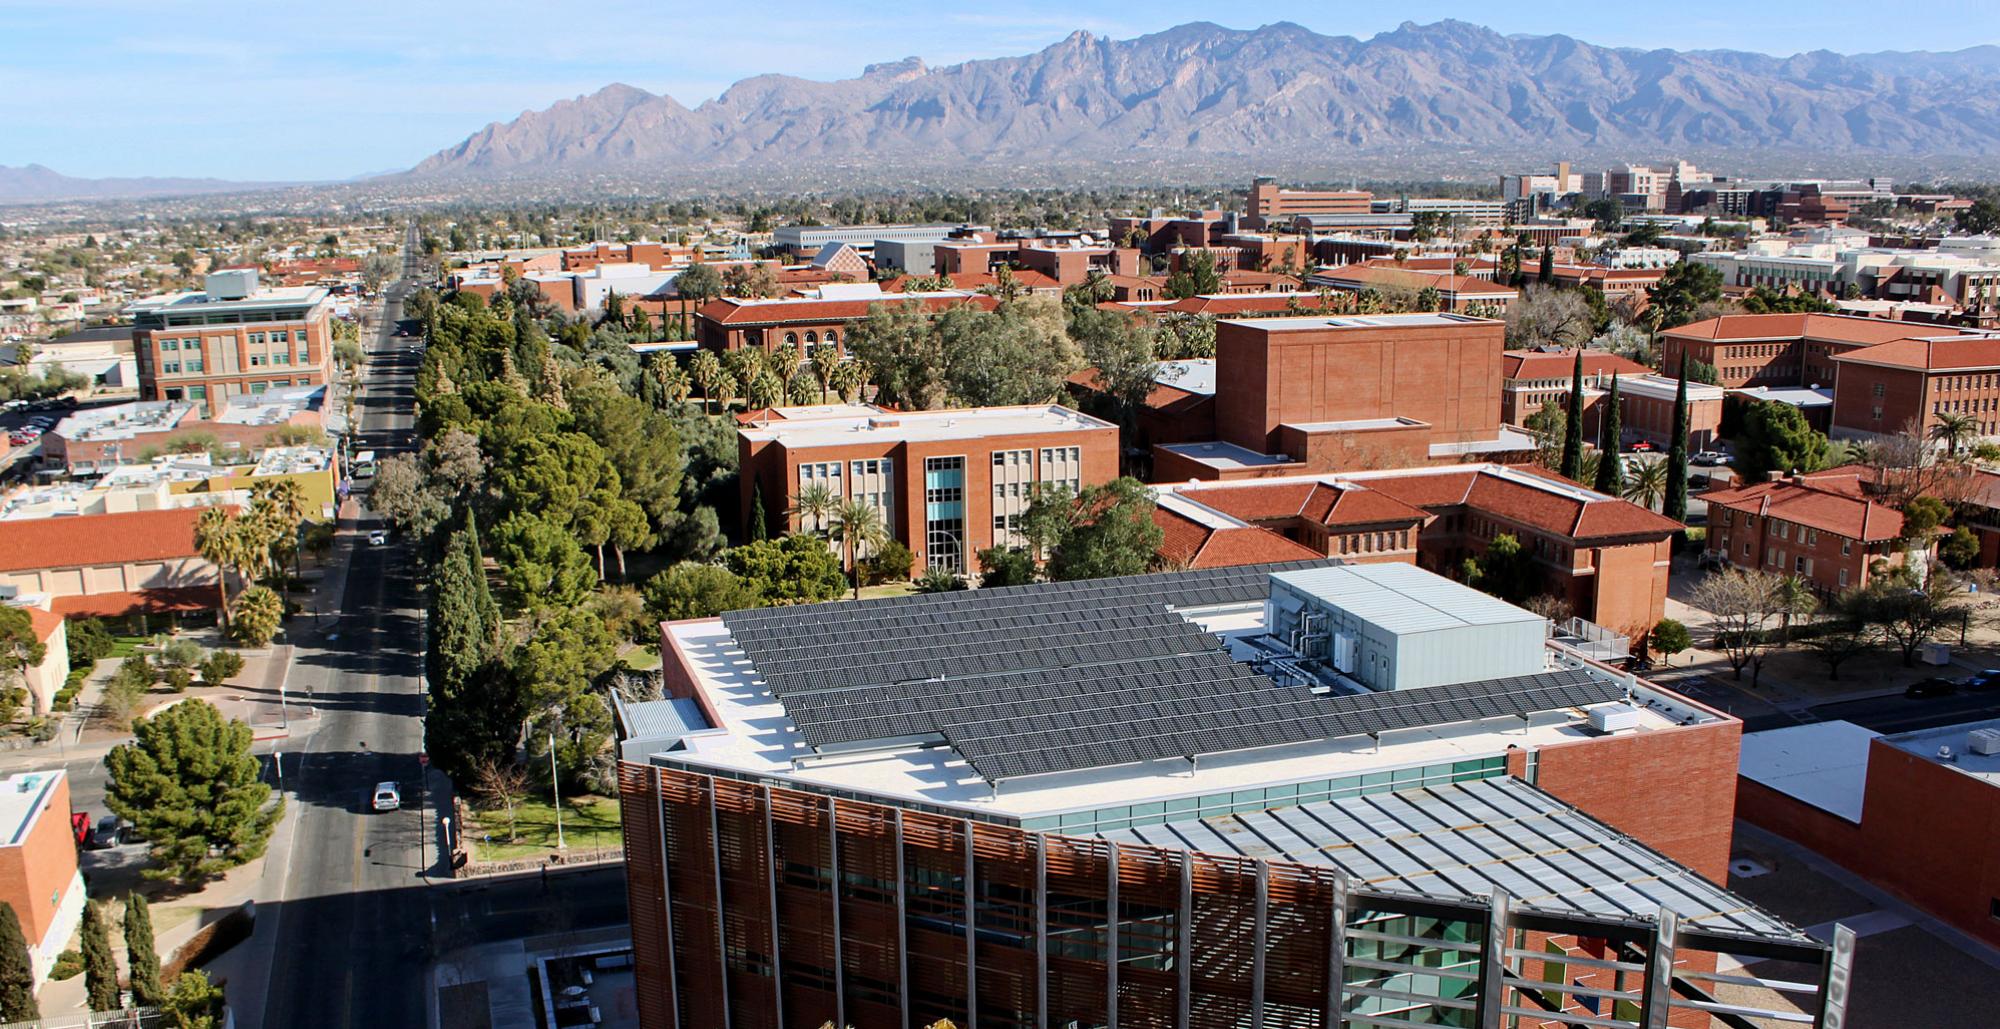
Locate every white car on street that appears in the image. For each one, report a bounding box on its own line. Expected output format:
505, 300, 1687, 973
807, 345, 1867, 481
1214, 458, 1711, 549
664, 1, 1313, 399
371, 782, 401, 812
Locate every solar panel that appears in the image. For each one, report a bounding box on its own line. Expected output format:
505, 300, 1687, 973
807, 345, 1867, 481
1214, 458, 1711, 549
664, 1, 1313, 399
718, 562, 1621, 785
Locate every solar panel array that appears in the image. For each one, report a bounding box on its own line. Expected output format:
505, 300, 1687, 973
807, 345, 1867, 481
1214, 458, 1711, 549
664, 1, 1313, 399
720, 562, 1622, 784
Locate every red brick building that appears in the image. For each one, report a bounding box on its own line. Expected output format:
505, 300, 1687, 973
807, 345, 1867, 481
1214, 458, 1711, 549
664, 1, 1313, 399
0, 771, 85, 983
127, 270, 334, 416
1243, 176, 1373, 230
1155, 464, 1681, 637
1658, 313, 1936, 390
695, 290, 997, 357
1306, 261, 1518, 314
737, 403, 1118, 575
1738, 718, 2000, 948
1700, 469, 1916, 594
1499, 349, 1653, 426
1829, 332, 2000, 440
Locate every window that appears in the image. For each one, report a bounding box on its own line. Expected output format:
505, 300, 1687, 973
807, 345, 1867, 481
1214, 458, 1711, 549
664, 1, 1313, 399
274, 351, 290, 365
249, 382, 268, 395
785, 332, 798, 345
1806, 529, 1818, 546
248, 332, 265, 345
924, 457, 966, 572
160, 339, 179, 352
272, 331, 289, 343
1841, 539, 1852, 556
848, 458, 894, 555
1839, 568, 1850, 587
796, 462, 844, 534
187, 386, 207, 400
990, 449, 1033, 549
250, 354, 266, 367
1038, 446, 1082, 495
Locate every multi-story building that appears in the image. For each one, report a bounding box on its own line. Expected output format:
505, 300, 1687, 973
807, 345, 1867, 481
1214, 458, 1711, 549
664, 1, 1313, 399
772, 224, 960, 258
1373, 196, 1510, 229
1498, 349, 1653, 427
737, 403, 1118, 575
695, 289, 997, 357
1829, 331, 2000, 440
1659, 312, 1948, 390
127, 269, 333, 416
1738, 716, 2000, 948
620, 562, 1849, 1029
1141, 313, 1535, 478
1500, 161, 1582, 202
1154, 464, 1680, 637
1243, 177, 1372, 230
1700, 468, 1915, 594
0, 771, 85, 984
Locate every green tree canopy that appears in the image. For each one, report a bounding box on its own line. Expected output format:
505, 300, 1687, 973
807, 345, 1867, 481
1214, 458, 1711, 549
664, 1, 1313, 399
1021, 478, 1164, 582
0, 903, 36, 1022
724, 534, 848, 605
104, 700, 280, 885
491, 513, 597, 609
645, 562, 761, 621
125, 893, 162, 1007
1733, 403, 1830, 483
1646, 262, 1723, 329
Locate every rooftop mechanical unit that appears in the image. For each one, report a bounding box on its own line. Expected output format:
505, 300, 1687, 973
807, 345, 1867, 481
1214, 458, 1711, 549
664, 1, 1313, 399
1266, 563, 1549, 693
1589, 703, 1645, 734
1969, 727, 2000, 756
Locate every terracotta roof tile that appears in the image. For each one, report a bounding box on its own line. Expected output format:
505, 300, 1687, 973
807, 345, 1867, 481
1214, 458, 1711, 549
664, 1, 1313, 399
1664, 312, 1938, 347
0, 508, 210, 573
1700, 478, 1904, 541
25, 608, 62, 643
1834, 335, 2000, 372
49, 586, 216, 618
1150, 506, 1322, 569
1501, 350, 1653, 381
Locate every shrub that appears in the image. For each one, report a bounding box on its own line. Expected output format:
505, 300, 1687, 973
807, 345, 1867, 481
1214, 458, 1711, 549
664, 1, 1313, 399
162, 668, 193, 694
861, 539, 914, 586
47, 950, 80, 981
112, 655, 157, 691
914, 565, 967, 594
198, 650, 245, 687
66, 618, 114, 665
158, 639, 203, 670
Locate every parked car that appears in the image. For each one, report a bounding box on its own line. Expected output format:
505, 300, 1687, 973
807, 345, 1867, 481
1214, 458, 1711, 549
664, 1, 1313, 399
1960, 669, 2000, 692
368, 530, 389, 546
1905, 677, 1958, 699
371, 782, 401, 812
86, 815, 136, 849
1626, 440, 1655, 453
1691, 451, 1727, 466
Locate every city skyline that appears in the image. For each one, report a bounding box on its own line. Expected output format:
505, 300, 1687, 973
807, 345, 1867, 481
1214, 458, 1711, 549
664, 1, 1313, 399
3, 1, 1999, 182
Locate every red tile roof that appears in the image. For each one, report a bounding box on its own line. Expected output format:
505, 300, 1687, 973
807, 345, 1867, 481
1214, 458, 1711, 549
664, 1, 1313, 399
1180, 481, 1430, 528
1662, 313, 1935, 347
1160, 293, 1338, 316
697, 293, 995, 326
50, 586, 216, 619
1150, 506, 1323, 569
1501, 349, 1653, 381
1700, 478, 1904, 541
0, 508, 210, 573
25, 608, 62, 643
1833, 335, 2000, 372
1360, 466, 1682, 542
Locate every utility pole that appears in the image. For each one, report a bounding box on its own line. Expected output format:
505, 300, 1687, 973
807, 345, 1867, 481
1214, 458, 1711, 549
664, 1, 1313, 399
549, 733, 566, 850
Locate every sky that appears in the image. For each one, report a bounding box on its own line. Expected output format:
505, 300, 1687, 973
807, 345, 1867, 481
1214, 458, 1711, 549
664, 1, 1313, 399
4, 0, 1998, 182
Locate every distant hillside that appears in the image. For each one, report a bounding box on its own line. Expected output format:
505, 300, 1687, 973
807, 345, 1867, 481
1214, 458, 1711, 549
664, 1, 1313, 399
408, 20, 2000, 180
0, 164, 274, 204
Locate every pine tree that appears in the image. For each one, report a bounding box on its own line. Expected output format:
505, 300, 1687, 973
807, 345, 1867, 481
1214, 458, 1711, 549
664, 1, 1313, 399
1560, 352, 1585, 481
749, 484, 769, 542
82, 901, 118, 1011
0, 903, 33, 1022
1664, 354, 1692, 523
1595, 375, 1623, 495
124, 894, 162, 1007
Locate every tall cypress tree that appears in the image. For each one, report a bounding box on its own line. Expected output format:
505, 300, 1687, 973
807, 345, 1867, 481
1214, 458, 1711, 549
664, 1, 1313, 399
426, 521, 509, 778
749, 484, 769, 542
461, 508, 500, 650
1560, 352, 1585, 481
81, 901, 118, 1011
124, 894, 162, 1007
1595, 375, 1624, 495
1537, 246, 1554, 284
0, 903, 36, 1021
1664, 354, 1692, 522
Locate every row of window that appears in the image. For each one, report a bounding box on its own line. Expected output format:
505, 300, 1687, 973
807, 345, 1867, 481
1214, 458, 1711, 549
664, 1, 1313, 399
160, 379, 301, 402
1337, 529, 1411, 555
1936, 373, 2000, 392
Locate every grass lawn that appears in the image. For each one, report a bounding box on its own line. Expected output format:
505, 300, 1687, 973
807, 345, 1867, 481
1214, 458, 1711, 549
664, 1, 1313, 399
856, 582, 917, 601
107, 636, 148, 658
618, 645, 662, 671
465, 794, 621, 862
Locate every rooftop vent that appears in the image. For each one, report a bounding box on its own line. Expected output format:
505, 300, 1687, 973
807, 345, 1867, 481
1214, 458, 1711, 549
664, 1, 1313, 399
1969, 728, 2000, 756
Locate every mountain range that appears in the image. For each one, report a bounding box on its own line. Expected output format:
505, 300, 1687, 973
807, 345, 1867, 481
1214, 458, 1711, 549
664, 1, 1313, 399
0, 164, 281, 204
408, 20, 2000, 180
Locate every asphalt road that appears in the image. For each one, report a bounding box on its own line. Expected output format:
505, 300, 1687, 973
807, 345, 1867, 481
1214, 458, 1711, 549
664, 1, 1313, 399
262, 226, 436, 1029
258, 228, 632, 1028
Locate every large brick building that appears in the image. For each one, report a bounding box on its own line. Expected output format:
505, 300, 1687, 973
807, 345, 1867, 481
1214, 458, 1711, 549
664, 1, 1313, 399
619, 564, 1849, 1029
1828, 331, 2000, 440
127, 269, 334, 417
695, 289, 997, 357
1658, 312, 1944, 390
0, 506, 223, 619
1139, 313, 1539, 479
1738, 718, 2000, 948
737, 403, 1118, 576
1242, 176, 1373, 229
0, 771, 85, 984
1154, 464, 1681, 637
1700, 467, 1916, 594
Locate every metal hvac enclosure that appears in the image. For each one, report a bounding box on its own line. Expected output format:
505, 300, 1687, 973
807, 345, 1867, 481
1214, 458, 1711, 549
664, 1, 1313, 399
620, 763, 1849, 1029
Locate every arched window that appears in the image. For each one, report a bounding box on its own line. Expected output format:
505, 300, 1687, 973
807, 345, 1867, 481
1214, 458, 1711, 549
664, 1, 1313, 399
785, 332, 798, 345
804, 331, 818, 344
825, 330, 839, 345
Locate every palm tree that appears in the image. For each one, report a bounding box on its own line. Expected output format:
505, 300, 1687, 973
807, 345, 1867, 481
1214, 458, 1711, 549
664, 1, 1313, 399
828, 500, 889, 599
746, 370, 785, 411
806, 355, 836, 402
253, 479, 311, 590
194, 508, 240, 631
828, 359, 866, 403
1930, 412, 1979, 458
688, 351, 723, 413
790, 482, 839, 537
1623, 458, 1670, 511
